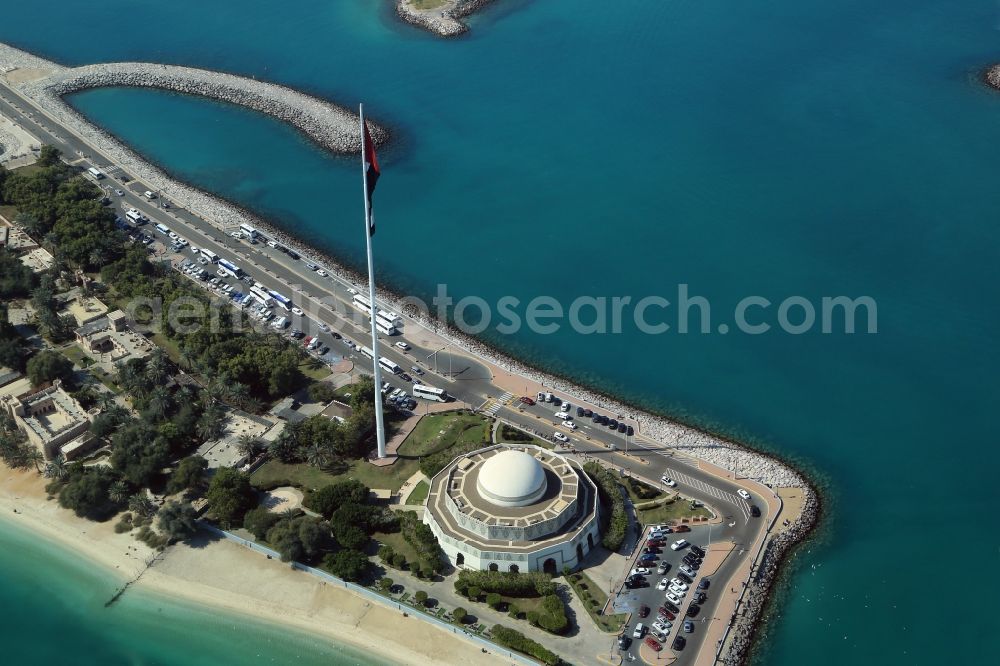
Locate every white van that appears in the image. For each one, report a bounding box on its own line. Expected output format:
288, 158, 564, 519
632, 623, 645, 639
143, 190, 157, 200
271, 316, 288, 329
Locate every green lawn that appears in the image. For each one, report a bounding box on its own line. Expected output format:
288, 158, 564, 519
0, 204, 18, 221
565, 570, 627, 633
404, 480, 429, 506
496, 424, 553, 450
252, 456, 420, 494
409, 0, 448, 9
372, 529, 422, 568
299, 358, 331, 381
636, 495, 713, 525
60, 344, 94, 369
397, 411, 491, 459
622, 475, 667, 504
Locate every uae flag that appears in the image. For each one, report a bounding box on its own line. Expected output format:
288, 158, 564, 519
363, 119, 380, 236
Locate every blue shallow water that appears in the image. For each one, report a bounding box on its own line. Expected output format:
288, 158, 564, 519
0, 516, 380, 666
2, 1, 999, 663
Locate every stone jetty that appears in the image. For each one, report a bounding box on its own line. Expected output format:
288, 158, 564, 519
396, 0, 498, 38
985, 64, 1000, 92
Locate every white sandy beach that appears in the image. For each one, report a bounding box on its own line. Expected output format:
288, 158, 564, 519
0, 463, 511, 666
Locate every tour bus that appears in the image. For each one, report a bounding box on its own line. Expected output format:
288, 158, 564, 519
359, 346, 375, 360
268, 290, 292, 312
378, 357, 401, 375
412, 384, 449, 402
352, 294, 402, 325
155, 223, 170, 235
375, 320, 396, 336
200, 249, 219, 263
125, 209, 145, 225
87, 167, 104, 180
239, 223, 259, 239
249, 286, 274, 307
218, 258, 242, 278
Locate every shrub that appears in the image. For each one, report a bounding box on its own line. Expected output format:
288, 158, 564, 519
486, 592, 502, 609
378, 545, 395, 564
455, 570, 554, 598
467, 586, 480, 601
378, 577, 394, 592
414, 590, 428, 606
391, 552, 407, 569
584, 462, 626, 550
490, 624, 561, 666
452, 607, 467, 624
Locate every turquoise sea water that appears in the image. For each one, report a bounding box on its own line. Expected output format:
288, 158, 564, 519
1, 0, 999, 663
0, 516, 379, 666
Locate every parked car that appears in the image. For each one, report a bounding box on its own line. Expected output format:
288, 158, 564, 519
685, 604, 701, 618
661, 476, 677, 487
677, 572, 693, 585
576, 406, 585, 417
656, 578, 669, 591
679, 564, 697, 578
672, 636, 686, 651
553, 432, 569, 443
737, 488, 752, 500
673, 525, 691, 533
750, 504, 761, 517
663, 601, 679, 614
657, 607, 676, 621
670, 578, 689, 591
399, 373, 412, 382
638, 605, 649, 618
617, 423, 627, 433
617, 635, 631, 650
652, 620, 672, 635
671, 539, 689, 551
690, 545, 705, 558
693, 592, 707, 604
395, 341, 410, 351
639, 553, 657, 562
632, 623, 645, 639
665, 592, 683, 606
630, 568, 650, 577
644, 637, 662, 652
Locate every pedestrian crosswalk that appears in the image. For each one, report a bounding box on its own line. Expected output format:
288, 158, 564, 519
482, 393, 513, 416
660, 466, 751, 521
497, 391, 514, 405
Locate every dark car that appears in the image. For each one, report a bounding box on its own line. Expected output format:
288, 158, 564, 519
331, 331, 342, 339
290, 329, 304, 339
520, 396, 536, 406
576, 406, 585, 417
672, 636, 686, 651
626, 425, 634, 436
674, 525, 691, 533
318, 346, 330, 355
698, 578, 710, 590
643, 546, 659, 554
750, 504, 761, 517
693, 592, 707, 604
287, 250, 300, 260
638, 604, 650, 618
617, 423, 627, 433
663, 601, 679, 614
646, 540, 664, 548
584, 408, 593, 417
600, 415, 610, 425
617, 635, 631, 650
639, 553, 657, 562
551, 396, 561, 406
686, 604, 701, 618
677, 572, 693, 584
690, 545, 705, 557
608, 419, 619, 429
400, 373, 413, 382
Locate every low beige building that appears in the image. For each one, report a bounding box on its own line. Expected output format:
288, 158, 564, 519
60, 292, 109, 327
0, 378, 94, 460
19, 247, 53, 273
74, 310, 152, 363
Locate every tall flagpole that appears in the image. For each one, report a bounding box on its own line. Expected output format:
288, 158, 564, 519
360, 103, 387, 460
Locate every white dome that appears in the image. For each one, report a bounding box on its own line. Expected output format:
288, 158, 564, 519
476, 449, 547, 507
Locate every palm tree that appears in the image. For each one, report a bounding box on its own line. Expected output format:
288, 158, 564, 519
97, 391, 118, 413
146, 386, 173, 421
24, 448, 45, 473
196, 406, 225, 442
128, 493, 155, 518
224, 382, 251, 410
145, 349, 170, 385
236, 435, 262, 460
108, 479, 130, 504
304, 444, 330, 470
43, 455, 68, 480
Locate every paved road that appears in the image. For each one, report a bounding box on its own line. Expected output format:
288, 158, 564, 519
0, 83, 772, 665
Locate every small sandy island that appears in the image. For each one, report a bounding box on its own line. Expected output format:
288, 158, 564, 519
0, 463, 506, 666
396, 0, 499, 37
984, 64, 1000, 92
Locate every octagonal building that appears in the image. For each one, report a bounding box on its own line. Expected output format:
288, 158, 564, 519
423, 444, 601, 574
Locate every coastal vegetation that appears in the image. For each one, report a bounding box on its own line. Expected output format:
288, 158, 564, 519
489, 624, 561, 666
584, 462, 627, 550
454, 570, 569, 635
563, 569, 627, 633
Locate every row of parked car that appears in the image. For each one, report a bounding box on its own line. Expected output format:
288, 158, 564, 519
381, 382, 417, 411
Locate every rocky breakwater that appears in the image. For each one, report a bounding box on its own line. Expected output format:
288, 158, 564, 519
21, 62, 387, 154
720, 489, 821, 665
396, 0, 499, 38
984, 64, 1000, 92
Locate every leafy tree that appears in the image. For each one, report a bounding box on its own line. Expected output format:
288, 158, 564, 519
486, 592, 502, 609
0, 248, 37, 299
414, 590, 428, 606
242, 506, 281, 540
26, 350, 73, 387
377, 544, 395, 565
157, 501, 199, 543
128, 493, 156, 518
57, 466, 120, 520
205, 468, 257, 527
167, 455, 208, 495
322, 549, 370, 582
378, 577, 394, 593
305, 480, 369, 519
452, 607, 467, 624
333, 523, 368, 550
307, 381, 337, 404
110, 422, 170, 487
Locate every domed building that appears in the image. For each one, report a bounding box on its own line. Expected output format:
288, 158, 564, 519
422, 444, 601, 573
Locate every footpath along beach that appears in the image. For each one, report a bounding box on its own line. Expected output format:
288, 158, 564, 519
0, 39, 822, 664
0, 462, 509, 666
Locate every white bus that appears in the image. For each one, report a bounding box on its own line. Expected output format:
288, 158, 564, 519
239, 223, 259, 239
200, 249, 219, 263
218, 258, 242, 278
378, 357, 401, 375
155, 223, 170, 235
375, 320, 396, 336
352, 294, 402, 325
413, 384, 448, 402
87, 167, 104, 180
359, 346, 375, 360
125, 209, 145, 225
250, 286, 274, 307
268, 290, 292, 312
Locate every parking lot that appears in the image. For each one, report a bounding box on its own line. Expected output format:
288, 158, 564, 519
611, 523, 724, 663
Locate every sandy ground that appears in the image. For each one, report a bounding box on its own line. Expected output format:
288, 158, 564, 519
0, 463, 508, 666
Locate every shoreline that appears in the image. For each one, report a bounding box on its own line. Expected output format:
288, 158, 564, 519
0, 464, 508, 666
1, 39, 821, 665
